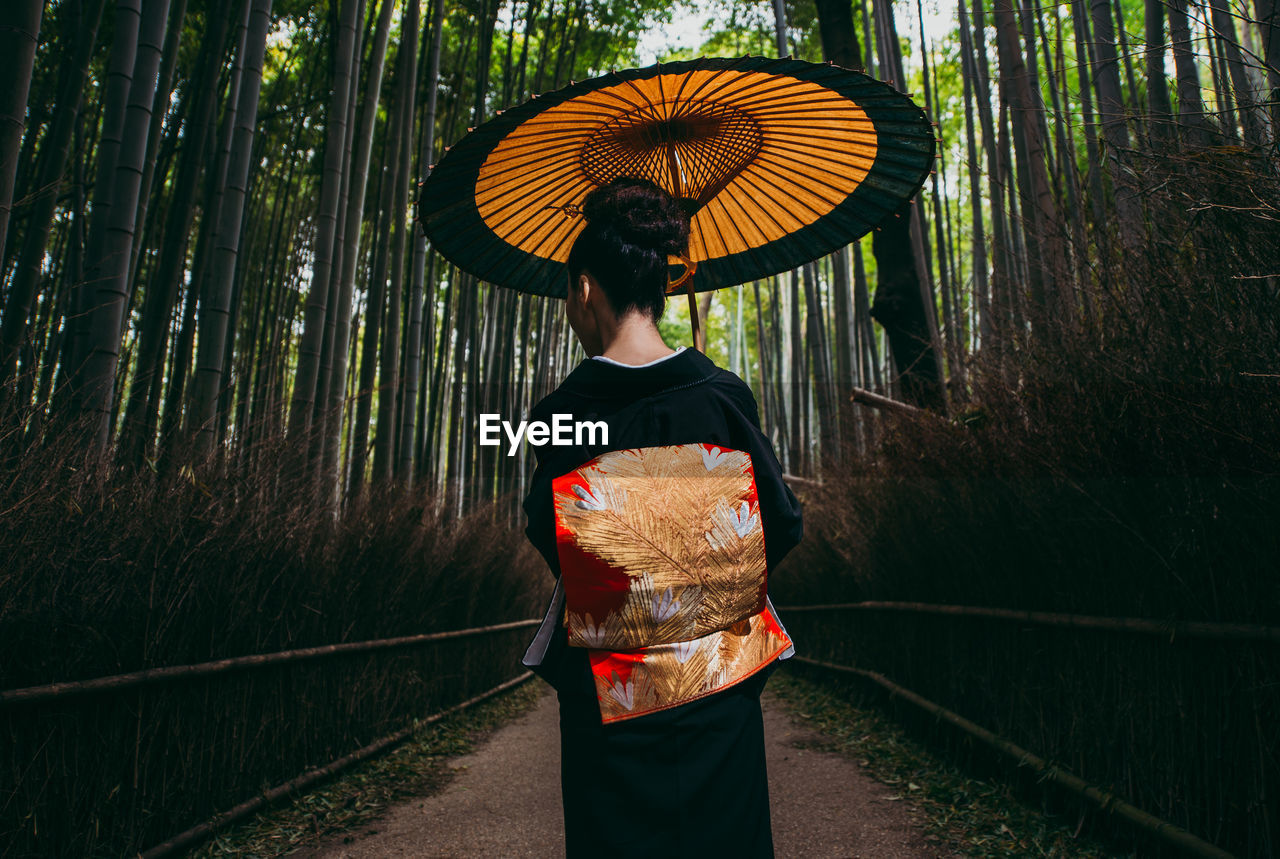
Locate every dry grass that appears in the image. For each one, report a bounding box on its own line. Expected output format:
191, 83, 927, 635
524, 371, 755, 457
0, 431, 550, 857
768, 668, 1130, 858
189, 678, 545, 857
770, 151, 1280, 857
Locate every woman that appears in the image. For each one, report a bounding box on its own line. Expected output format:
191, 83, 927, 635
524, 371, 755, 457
519, 176, 803, 857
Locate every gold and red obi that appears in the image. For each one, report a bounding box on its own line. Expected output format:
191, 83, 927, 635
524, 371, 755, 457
552, 442, 793, 723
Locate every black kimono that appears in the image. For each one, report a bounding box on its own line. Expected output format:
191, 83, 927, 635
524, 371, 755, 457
519, 347, 803, 858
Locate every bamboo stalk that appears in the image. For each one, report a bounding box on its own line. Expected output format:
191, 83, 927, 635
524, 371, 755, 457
849, 385, 923, 415
791, 657, 1238, 859
1, 618, 539, 707
777, 601, 1280, 643
137, 671, 536, 858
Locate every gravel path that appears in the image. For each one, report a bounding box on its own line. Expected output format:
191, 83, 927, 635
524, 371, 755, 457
297, 679, 957, 858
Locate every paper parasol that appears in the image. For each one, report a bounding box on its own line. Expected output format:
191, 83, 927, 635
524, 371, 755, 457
418, 55, 935, 318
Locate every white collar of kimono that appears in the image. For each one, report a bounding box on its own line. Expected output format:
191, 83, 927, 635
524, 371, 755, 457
589, 345, 686, 369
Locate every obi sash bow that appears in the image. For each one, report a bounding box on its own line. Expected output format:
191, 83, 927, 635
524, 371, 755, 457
552, 443, 793, 723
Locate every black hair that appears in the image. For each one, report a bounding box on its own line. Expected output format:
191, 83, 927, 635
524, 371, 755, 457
565, 176, 690, 321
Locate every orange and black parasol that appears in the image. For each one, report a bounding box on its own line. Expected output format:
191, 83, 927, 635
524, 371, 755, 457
419, 55, 935, 328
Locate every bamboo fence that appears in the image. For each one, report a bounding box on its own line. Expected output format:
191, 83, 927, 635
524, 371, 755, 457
777, 601, 1280, 643
138, 671, 535, 858
1, 618, 540, 707
792, 656, 1239, 859
7, 602, 1266, 856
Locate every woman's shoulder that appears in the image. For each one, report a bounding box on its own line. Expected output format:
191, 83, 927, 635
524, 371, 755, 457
527, 387, 567, 423
701, 364, 762, 425
527, 349, 759, 430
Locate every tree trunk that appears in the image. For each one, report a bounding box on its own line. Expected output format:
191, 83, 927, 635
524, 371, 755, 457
751, 279, 770, 434
1016, 0, 1057, 184
444, 274, 472, 514
127, 0, 187, 293
324, 0, 395, 487
803, 262, 836, 465
81, 0, 173, 449
349, 158, 394, 493
868, 0, 946, 408
852, 242, 880, 390
161, 30, 245, 466
1110, 0, 1143, 136
1208, 0, 1267, 145
1086, 0, 1143, 254
969, 0, 1019, 351
0, 0, 105, 391
830, 246, 853, 425
312, 6, 363, 477
423, 268, 453, 487
69, 0, 142, 404
787, 270, 803, 473
1256, 0, 1280, 141
956, 0, 992, 349
814, 0, 860, 67
388, 4, 419, 484
1145, 0, 1175, 146
119, 0, 235, 464
920, 0, 964, 391
1168, 0, 1213, 146
815, 0, 944, 409
1043, 7, 1091, 325
410, 0, 446, 484
395, 0, 423, 483
190, 0, 273, 457
0, 0, 44, 271
287, 0, 361, 461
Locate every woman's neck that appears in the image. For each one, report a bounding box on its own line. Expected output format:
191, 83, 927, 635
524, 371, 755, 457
596, 312, 677, 365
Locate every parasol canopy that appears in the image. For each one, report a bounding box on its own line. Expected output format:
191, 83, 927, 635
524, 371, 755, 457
419, 55, 936, 298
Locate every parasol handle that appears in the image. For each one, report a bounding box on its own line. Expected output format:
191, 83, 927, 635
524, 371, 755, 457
686, 277, 705, 353
667, 254, 703, 352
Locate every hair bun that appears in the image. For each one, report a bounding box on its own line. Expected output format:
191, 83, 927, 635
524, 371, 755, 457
581, 177, 689, 256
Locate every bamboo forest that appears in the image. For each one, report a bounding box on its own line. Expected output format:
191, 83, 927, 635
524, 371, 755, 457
2, 0, 1277, 855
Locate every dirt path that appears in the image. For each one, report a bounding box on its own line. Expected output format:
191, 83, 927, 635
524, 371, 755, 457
296, 680, 956, 858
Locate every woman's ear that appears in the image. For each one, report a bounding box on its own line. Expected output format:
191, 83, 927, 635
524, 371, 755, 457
566, 271, 587, 308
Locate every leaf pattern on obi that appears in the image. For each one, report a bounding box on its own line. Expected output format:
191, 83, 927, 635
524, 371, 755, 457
711, 615, 779, 686
700, 496, 767, 627
597, 668, 659, 721
611, 572, 703, 647
566, 610, 609, 646
589, 610, 793, 723
555, 444, 766, 646
650, 636, 714, 702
